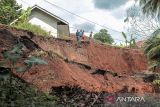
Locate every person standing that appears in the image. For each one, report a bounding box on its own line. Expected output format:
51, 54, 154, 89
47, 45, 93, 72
82, 30, 85, 40
89, 31, 93, 40
79, 30, 83, 41
76, 30, 79, 41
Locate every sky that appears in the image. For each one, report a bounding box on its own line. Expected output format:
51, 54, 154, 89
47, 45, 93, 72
16, 0, 136, 43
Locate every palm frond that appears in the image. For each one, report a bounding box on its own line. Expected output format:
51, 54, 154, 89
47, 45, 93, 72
147, 45, 160, 59
144, 29, 160, 53
139, 0, 160, 18
144, 28, 160, 69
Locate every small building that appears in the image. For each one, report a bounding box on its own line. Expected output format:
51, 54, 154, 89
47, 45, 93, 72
12, 5, 70, 38
29, 5, 70, 37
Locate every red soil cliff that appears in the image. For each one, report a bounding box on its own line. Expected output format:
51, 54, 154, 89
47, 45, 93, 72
0, 25, 154, 94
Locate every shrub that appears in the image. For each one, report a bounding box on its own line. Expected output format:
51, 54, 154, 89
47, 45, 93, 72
13, 22, 49, 36
94, 29, 114, 44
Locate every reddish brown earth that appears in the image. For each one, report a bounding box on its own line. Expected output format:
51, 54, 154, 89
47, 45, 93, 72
0, 24, 155, 94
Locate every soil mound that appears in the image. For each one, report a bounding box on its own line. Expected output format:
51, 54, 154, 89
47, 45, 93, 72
0, 24, 155, 93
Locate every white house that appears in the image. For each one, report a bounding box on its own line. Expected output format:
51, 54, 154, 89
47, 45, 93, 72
29, 5, 70, 37
12, 5, 70, 38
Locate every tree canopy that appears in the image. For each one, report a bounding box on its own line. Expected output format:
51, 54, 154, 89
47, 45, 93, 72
94, 29, 114, 44
0, 0, 22, 24
139, 0, 160, 19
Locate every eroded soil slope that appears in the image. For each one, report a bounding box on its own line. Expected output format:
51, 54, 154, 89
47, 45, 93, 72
0, 24, 155, 93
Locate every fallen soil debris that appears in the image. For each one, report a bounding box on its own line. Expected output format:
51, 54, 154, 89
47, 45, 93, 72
0, 24, 157, 94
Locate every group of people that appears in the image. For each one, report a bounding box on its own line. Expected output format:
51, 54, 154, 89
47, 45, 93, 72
76, 30, 93, 42
76, 30, 84, 42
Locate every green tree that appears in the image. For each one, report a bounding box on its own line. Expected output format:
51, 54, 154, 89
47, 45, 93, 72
0, 0, 22, 24
144, 29, 160, 71
94, 29, 114, 44
139, 0, 160, 18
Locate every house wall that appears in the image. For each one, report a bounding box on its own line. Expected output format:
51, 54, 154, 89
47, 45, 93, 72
57, 25, 70, 37
28, 9, 58, 37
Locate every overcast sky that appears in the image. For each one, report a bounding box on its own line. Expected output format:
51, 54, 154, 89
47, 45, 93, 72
16, 0, 136, 43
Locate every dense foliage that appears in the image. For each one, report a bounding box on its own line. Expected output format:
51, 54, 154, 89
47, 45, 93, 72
0, 0, 22, 24
94, 29, 114, 44
0, 76, 59, 107
144, 29, 160, 70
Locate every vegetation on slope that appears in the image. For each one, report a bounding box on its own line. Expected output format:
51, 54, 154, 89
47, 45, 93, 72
0, 76, 59, 107
14, 22, 49, 36
0, 0, 22, 25
10, 7, 49, 37
0, 43, 52, 106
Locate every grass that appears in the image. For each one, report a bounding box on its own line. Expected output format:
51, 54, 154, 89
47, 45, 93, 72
12, 22, 49, 36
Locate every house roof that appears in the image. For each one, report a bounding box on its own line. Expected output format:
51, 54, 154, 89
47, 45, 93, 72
10, 5, 69, 25
31, 5, 69, 25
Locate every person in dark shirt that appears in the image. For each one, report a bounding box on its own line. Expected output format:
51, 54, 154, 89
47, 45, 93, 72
89, 31, 93, 41
76, 30, 79, 41
82, 30, 85, 40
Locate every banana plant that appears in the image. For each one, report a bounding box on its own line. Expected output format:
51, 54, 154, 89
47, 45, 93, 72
121, 32, 137, 48
122, 32, 128, 46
